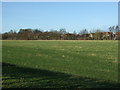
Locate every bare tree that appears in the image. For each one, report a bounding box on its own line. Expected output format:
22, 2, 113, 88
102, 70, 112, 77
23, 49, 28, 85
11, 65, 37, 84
94, 29, 103, 40
79, 29, 88, 40
115, 25, 120, 32
79, 29, 88, 35
73, 30, 77, 35
59, 28, 67, 34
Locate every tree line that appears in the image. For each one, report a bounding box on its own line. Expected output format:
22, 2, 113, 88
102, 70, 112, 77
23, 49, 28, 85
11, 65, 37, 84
1, 25, 120, 40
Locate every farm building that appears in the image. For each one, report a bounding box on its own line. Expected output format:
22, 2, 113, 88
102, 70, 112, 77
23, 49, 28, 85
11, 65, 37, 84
115, 32, 120, 40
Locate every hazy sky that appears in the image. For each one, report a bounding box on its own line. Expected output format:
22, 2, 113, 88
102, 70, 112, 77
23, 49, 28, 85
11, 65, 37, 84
2, 2, 118, 33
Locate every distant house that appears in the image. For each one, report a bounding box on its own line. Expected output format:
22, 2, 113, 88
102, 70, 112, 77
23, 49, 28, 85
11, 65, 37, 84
103, 32, 113, 40
80, 34, 90, 40
89, 32, 113, 40
65, 33, 76, 40
76, 35, 81, 40
60, 32, 119, 40
89, 33, 96, 40
115, 32, 120, 40
60, 34, 67, 40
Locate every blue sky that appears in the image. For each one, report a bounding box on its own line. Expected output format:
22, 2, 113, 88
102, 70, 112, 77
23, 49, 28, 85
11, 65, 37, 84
2, 2, 118, 33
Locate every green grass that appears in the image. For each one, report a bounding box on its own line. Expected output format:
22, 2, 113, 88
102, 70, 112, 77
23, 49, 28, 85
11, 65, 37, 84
2, 40, 119, 88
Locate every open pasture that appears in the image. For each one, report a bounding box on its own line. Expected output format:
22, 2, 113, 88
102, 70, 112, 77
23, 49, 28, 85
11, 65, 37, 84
2, 40, 119, 88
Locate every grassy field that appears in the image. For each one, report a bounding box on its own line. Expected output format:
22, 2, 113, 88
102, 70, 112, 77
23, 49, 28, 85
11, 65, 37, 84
2, 40, 119, 88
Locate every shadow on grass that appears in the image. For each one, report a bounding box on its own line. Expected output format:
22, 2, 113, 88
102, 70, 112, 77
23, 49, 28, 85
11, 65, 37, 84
2, 62, 119, 88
